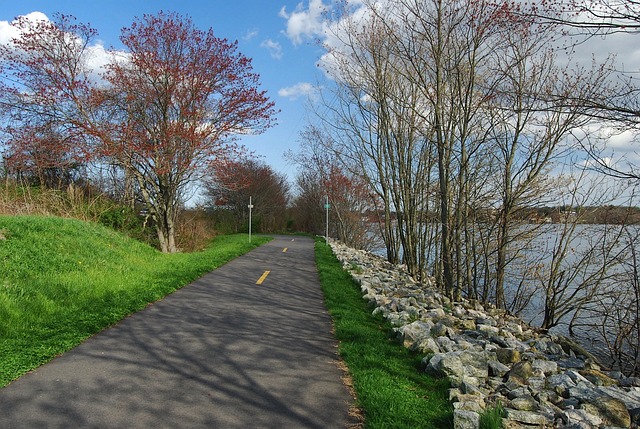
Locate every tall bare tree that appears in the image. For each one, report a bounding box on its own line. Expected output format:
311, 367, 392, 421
481, 18, 615, 308
379, 0, 521, 299
289, 125, 381, 251
524, 1, 640, 181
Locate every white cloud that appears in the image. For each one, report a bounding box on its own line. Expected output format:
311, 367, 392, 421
316, 0, 394, 81
279, 0, 328, 45
0, 11, 127, 86
607, 129, 636, 151
260, 39, 283, 60
243, 29, 258, 41
84, 42, 131, 85
0, 11, 50, 45
579, 156, 613, 169
278, 82, 319, 100
0, 21, 16, 46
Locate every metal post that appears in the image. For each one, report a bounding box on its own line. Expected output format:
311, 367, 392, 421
248, 196, 254, 242
325, 195, 329, 245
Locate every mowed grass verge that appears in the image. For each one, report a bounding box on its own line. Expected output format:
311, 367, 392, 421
315, 239, 453, 429
0, 215, 271, 387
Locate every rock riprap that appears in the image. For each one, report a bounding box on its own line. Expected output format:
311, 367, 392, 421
329, 240, 640, 429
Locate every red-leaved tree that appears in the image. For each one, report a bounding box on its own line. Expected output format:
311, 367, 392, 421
0, 14, 96, 186
2, 124, 85, 188
0, 12, 277, 252
98, 12, 277, 252
204, 158, 289, 233
322, 165, 380, 251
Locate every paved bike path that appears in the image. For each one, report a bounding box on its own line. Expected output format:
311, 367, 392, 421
0, 236, 357, 428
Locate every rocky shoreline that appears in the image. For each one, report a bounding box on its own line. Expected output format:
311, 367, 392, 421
328, 240, 640, 429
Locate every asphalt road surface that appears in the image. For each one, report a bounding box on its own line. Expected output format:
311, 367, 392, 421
0, 236, 357, 428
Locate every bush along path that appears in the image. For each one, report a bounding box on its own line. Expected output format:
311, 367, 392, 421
327, 240, 640, 429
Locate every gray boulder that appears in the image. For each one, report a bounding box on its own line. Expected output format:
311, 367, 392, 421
426, 350, 489, 387
396, 320, 433, 348
504, 409, 552, 426
488, 360, 510, 378
504, 361, 534, 385
579, 396, 631, 428
453, 409, 479, 429
560, 408, 603, 428
495, 348, 521, 364
510, 395, 538, 412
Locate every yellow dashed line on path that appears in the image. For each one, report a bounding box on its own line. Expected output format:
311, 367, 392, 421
256, 271, 270, 285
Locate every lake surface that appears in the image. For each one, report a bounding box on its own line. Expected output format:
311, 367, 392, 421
372, 223, 639, 368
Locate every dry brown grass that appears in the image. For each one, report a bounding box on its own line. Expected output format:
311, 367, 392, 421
175, 208, 219, 252
1, 179, 221, 252
0, 181, 104, 220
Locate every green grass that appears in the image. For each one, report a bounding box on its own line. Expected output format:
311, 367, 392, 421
315, 239, 453, 429
0, 215, 270, 386
480, 403, 505, 429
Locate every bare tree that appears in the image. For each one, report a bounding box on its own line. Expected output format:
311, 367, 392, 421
368, 0, 537, 301
481, 19, 616, 308
313, 7, 405, 265
562, 208, 640, 375
289, 125, 381, 251
601, 226, 640, 375
523, 1, 640, 181
535, 176, 631, 331
310, 1, 628, 330
531, 0, 640, 34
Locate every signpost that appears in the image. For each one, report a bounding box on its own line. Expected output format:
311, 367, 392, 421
324, 195, 330, 245
248, 196, 254, 242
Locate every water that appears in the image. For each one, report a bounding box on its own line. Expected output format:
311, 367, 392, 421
373, 223, 640, 370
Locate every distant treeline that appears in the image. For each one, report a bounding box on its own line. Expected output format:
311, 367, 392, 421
519, 205, 640, 225
364, 205, 640, 225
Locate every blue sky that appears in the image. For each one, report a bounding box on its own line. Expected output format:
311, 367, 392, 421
3, 0, 639, 201
0, 0, 329, 183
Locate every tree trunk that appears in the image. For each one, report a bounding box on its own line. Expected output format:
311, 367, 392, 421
495, 216, 508, 310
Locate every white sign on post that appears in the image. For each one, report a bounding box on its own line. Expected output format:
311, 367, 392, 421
325, 196, 329, 245
248, 196, 254, 242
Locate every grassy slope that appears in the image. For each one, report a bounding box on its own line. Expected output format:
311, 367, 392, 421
0, 215, 270, 386
315, 239, 453, 429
